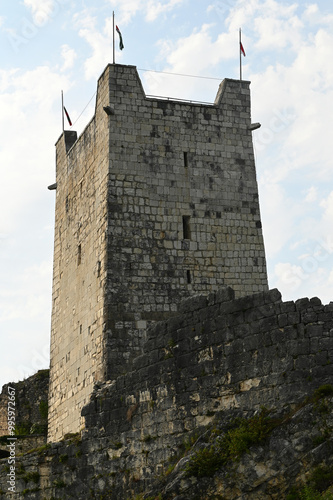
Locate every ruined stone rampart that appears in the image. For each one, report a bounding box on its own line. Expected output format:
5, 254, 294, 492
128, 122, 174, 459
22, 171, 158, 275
1, 288, 333, 498
81, 287, 333, 487
0, 370, 49, 437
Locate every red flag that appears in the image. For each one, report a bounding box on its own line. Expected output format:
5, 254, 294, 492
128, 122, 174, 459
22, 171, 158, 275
240, 42, 246, 57
64, 106, 72, 126
116, 25, 124, 50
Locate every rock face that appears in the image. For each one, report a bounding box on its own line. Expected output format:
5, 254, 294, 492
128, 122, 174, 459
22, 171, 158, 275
150, 396, 333, 499
1, 287, 333, 499
0, 370, 49, 437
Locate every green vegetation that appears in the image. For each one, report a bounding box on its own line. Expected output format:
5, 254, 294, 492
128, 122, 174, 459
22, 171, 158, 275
22, 471, 40, 484
287, 484, 333, 499
110, 441, 123, 449
62, 431, 81, 444
128, 494, 162, 500
313, 385, 333, 401
15, 421, 31, 435
22, 487, 40, 496
39, 400, 48, 420
0, 435, 10, 444
310, 466, 333, 494
30, 422, 48, 435
59, 454, 68, 463
35, 369, 50, 381
163, 352, 174, 360
185, 408, 276, 478
142, 435, 157, 443
185, 386, 333, 479
53, 479, 66, 488
24, 443, 51, 455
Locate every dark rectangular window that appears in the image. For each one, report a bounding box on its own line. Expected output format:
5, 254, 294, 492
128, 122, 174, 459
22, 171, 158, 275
183, 216, 191, 240
77, 244, 82, 266
183, 152, 188, 168
186, 270, 192, 284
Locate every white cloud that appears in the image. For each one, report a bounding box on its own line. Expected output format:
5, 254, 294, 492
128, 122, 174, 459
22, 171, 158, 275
0, 66, 71, 234
23, 0, 55, 26
0, 261, 52, 322
273, 260, 332, 303
106, 0, 186, 25
142, 23, 239, 101
320, 191, 333, 226
75, 13, 115, 80
145, 0, 184, 22
61, 44, 77, 71
304, 187, 318, 203
253, 6, 303, 52
303, 3, 333, 27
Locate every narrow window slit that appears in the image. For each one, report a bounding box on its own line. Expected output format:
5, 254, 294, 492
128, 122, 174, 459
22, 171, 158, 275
77, 244, 82, 266
182, 216, 191, 240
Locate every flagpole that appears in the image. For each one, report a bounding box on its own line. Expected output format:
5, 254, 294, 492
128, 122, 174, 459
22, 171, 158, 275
113, 11, 115, 64
61, 90, 64, 133
239, 28, 242, 83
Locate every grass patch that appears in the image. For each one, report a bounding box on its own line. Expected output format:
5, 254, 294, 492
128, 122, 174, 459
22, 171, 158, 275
39, 400, 48, 420
62, 432, 81, 445
23, 471, 40, 484
15, 421, 31, 435
35, 369, 49, 381
287, 485, 333, 499
22, 487, 40, 496
110, 441, 123, 449
24, 443, 51, 455
313, 385, 333, 401
185, 408, 276, 478
309, 466, 333, 493
53, 479, 66, 488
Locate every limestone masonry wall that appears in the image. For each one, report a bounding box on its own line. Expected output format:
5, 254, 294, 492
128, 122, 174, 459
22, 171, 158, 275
0, 370, 49, 437
1, 287, 332, 499
80, 286, 333, 495
102, 65, 268, 380
48, 63, 268, 441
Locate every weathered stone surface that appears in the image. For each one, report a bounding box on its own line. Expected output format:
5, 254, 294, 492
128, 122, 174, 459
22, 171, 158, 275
49, 63, 268, 441
1, 288, 333, 499
0, 370, 49, 438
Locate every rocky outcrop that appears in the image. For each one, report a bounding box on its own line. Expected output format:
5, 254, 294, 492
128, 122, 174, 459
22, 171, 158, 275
148, 391, 333, 499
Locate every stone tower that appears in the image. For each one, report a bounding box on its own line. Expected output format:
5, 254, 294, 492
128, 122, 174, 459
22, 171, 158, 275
48, 63, 268, 441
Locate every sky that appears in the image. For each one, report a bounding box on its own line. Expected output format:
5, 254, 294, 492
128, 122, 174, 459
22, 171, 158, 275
0, 0, 333, 390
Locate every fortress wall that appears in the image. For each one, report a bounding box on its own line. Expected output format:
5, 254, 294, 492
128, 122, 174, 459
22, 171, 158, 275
0, 370, 49, 437
82, 287, 333, 483
1, 289, 333, 499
